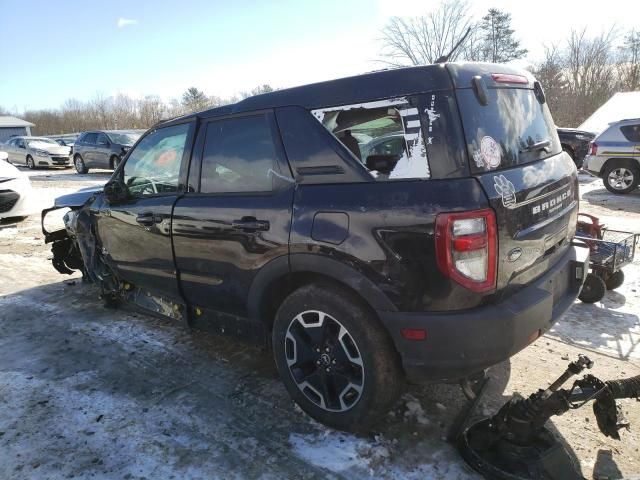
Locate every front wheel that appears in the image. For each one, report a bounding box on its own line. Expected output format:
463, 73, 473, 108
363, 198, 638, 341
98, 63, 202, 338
26, 155, 35, 169
603, 163, 639, 194
272, 284, 403, 432
74, 155, 88, 174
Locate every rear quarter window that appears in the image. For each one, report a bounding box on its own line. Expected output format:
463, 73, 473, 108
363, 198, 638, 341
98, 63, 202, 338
620, 124, 640, 142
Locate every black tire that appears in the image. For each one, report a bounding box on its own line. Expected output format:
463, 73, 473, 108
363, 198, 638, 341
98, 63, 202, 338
74, 154, 88, 174
26, 155, 35, 169
272, 284, 403, 432
579, 273, 606, 303
110, 155, 121, 170
602, 162, 639, 194
605, 270, 625, 290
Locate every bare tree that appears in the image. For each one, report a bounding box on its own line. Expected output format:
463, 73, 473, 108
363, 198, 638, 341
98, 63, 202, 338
531, 46, 572, 125
617, 29, 640, 91
138, 95, 166, 127
379, 0, 474, 66
566, 28, 617, 124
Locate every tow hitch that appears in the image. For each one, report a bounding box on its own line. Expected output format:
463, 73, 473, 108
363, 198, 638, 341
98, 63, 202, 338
456, 355, 639, 479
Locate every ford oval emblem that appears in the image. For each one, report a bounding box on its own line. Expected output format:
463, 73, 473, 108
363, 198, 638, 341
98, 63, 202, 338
508, 247, 523, 262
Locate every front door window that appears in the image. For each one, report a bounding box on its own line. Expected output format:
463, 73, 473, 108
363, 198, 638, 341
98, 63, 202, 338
123, 123, 190, 197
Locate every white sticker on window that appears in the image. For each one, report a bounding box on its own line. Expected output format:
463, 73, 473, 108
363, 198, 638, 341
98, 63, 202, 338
480, 136, 502, 169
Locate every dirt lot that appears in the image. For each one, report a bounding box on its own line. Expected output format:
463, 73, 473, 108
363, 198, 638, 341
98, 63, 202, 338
1, 168, 639, 479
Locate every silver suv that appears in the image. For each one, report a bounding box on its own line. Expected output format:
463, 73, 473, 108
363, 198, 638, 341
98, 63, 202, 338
583, 118, 640, 194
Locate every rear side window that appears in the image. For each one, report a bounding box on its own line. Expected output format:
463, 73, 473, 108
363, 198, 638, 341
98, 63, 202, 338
620, 124, 640, 142
312, 98, 430, 180
84, 133, 97, 145
200, 115, 277, 193
457, 88, 561, 172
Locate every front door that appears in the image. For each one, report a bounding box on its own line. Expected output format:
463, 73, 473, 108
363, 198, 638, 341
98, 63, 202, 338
172, 112, 294, 317
94, 121, 195, 299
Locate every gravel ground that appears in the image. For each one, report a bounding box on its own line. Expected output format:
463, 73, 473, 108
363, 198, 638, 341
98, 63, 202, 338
1, 168, 639, 479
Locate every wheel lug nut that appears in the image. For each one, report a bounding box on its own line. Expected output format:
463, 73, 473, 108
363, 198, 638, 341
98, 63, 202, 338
325, 347, 330, 353
325, 367, 330, 372
315, 348, 320, 353
332, 360, 336, 364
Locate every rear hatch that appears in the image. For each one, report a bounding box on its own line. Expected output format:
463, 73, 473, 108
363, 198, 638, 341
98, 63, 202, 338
449, 64, 579, 293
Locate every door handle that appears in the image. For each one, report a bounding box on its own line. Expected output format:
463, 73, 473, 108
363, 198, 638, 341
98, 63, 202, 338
136, 212, 160, 227
231, 217, 270, 231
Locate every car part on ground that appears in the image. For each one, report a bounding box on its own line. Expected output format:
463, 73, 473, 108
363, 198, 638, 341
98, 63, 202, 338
41, 62, 591, 431
458, 355, 639, 480
0, 160, 36, 219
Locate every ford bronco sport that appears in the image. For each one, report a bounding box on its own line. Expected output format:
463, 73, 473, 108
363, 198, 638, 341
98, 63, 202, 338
43, 63, 589, 432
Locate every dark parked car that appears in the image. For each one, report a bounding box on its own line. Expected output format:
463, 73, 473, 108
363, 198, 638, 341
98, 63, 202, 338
42, 63, 589, 432
557, 127, 596, 169
72, 130, 142, 173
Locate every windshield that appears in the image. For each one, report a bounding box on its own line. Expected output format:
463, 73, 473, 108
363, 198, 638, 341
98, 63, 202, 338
108, 132, 141, 145
457, 88, 561, 172
27, 138, 58, 146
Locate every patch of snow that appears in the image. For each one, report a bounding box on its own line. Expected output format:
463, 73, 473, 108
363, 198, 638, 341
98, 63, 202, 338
403, 393, 431, 426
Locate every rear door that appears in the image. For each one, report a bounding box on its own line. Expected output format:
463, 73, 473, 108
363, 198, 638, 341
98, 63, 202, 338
172, 112, 294, 318
453, 72, 578, 292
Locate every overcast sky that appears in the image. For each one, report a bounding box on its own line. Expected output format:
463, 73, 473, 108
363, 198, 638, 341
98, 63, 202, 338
1, 0, 638, 111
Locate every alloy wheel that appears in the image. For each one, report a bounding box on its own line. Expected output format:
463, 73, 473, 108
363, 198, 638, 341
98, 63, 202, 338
607, 167, 634, 190
284, 310, 364, 412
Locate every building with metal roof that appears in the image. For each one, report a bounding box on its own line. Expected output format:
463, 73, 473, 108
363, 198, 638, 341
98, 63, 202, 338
0, 116, 35, 143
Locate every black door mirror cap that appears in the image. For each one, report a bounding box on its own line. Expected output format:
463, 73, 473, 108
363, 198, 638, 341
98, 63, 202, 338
104, 179, 128, 204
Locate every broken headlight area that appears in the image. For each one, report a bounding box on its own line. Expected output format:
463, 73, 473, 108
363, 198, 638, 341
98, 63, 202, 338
42, 203, 118, 294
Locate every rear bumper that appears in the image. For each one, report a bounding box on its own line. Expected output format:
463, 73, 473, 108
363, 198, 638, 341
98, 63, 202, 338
583, 155, 605, 177
378, 242, 590, 383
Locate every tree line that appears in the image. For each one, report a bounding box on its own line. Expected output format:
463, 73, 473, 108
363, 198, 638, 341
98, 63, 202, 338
0, 85, 273, 136
2, 2, 638, 135
380, 0, 639, 127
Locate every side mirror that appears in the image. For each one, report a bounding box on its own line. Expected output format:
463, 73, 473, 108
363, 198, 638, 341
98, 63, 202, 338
103, 179, 128, 204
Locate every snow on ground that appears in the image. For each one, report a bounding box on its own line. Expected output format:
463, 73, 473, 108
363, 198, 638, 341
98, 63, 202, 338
1, 167, 640, 479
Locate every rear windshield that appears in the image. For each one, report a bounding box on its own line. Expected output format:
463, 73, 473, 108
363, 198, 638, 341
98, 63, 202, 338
457, 88, 561, 172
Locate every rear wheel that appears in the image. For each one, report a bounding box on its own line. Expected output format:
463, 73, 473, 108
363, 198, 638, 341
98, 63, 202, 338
272, 284, 403, 432
603, 162, 639, 194
26, 155, 35, 169
579, 273, 606, 303
605, 270, 625, 290
74, 154, 88, 174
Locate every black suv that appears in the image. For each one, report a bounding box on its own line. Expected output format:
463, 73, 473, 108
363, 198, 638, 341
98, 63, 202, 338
43, 63, 589, 432
72, 130, 142, 173
557, 127, 596, 169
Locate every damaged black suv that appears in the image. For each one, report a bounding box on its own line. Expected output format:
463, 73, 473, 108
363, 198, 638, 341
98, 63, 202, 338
43, 63, 589, 432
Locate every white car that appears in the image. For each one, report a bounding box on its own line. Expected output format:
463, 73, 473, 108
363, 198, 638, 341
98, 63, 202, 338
2, 136, 72, 169
0, 160, 35, 219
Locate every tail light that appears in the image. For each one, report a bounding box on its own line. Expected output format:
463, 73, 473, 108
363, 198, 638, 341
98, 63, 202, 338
435, 209, 497, 293
589, 142, 598, 156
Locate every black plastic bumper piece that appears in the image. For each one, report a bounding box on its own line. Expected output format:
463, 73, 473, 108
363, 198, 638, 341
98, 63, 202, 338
378, 242, 590, 383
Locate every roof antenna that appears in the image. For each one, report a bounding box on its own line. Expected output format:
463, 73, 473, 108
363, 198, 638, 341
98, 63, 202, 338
435, 27, 472, 64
